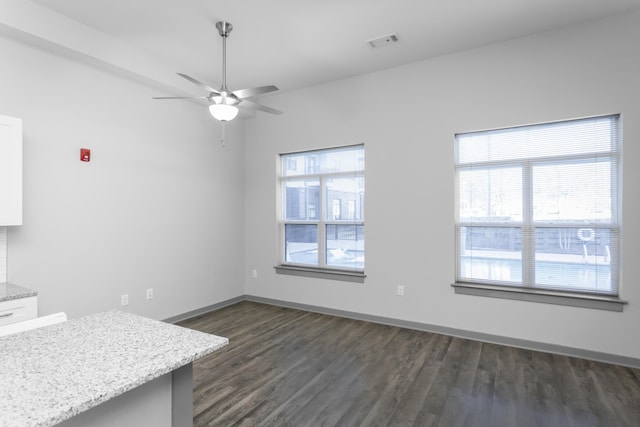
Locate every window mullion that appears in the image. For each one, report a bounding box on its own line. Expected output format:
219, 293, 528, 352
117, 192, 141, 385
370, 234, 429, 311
318, 175, 326, 268
522, 162, 535, 287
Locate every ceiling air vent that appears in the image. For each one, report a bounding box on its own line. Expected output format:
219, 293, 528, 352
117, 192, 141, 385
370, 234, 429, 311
366, 33, 399, 48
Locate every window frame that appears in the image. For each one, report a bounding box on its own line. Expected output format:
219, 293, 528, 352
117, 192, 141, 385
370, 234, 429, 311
276, 145, 365, 281
453, 115, 626, 311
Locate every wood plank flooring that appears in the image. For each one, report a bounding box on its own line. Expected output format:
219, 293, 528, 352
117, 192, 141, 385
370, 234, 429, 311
178, 301, 640, 426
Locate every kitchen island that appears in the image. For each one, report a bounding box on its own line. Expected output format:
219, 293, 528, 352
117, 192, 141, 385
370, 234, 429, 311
0, 310, 228, 427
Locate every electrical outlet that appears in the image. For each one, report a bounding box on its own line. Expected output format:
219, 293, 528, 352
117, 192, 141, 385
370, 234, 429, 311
121, 294, 129, 306
252, 269, 258, 279
146, 288, 154, 300
397, 285, 405, 296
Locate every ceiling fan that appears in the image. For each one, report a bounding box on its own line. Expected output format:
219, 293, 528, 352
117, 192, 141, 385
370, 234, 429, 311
153, 21, 282, 124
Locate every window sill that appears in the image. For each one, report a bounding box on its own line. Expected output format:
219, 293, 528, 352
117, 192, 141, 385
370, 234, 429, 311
451, 282, 627, 312
275, 265, 365, 283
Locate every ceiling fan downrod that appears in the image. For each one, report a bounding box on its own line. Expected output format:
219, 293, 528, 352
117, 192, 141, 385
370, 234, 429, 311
216, 21, 232, 92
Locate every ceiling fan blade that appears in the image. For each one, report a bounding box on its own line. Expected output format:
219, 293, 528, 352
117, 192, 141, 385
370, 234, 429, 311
152, 96, 209, 100
241, 99, 283, 115
232, 85, 279, 99
176, 73, 220, 94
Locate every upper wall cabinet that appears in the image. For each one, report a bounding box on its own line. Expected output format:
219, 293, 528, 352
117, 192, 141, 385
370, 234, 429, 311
0, 115, 22, 225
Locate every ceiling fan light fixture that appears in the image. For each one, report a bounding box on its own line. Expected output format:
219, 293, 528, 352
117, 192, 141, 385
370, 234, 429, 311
209, 103, 239, 121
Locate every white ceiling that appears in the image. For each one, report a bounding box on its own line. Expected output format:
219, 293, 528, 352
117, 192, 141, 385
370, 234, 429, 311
11, 0, 640, 97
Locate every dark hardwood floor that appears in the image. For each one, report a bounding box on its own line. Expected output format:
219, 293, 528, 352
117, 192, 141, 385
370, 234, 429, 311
178, 301, 640, 426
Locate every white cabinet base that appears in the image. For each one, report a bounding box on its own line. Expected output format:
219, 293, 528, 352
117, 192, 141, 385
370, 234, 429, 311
58, 364, 193, 427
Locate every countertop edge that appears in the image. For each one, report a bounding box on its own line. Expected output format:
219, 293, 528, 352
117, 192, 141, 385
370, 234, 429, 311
0, 282, 38, 302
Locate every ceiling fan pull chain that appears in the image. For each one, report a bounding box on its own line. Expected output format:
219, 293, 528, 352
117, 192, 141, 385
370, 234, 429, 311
221, 121, 226, 147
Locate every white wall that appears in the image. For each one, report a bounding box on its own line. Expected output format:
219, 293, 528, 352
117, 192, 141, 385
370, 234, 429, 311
243, 11, 640, 360
0, 228, 6, 282
0, 34, 245, 320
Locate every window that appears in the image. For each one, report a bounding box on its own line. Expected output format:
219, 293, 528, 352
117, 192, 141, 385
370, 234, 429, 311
454, 115, 620, 300
279, 145, 364, 276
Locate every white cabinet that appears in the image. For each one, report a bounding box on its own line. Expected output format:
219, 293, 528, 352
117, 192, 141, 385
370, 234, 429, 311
0, 115, 22, 225
0, 296, 37, 327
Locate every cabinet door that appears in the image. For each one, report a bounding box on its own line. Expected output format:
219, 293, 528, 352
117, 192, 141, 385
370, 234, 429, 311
0, 115, 22, 225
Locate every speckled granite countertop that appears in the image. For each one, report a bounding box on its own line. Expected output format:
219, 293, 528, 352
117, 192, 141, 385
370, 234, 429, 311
0, 282, 37, 302
0, 310, 228, 427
